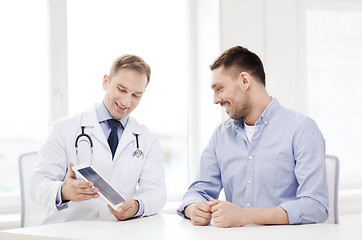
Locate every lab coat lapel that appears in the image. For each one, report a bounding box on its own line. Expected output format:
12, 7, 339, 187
80, 104, 108, 147
113, 117, 141, 160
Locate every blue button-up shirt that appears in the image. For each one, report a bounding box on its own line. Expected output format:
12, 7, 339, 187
177, 98, 329, 224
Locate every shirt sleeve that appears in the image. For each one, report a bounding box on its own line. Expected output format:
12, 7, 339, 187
280, 118, 329, 224
133, 198, 145, 218
30, 120, 70, 211
55, 183, 69, 210
177, 130, 223, 217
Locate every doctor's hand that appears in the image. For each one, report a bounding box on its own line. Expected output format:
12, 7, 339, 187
61, 162, 99, 202
108, 199, 139, 221
184, 201, 212, 226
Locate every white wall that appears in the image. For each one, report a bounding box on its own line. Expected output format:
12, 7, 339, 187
219, 0, 306, 113
48, 0, 68, 123
218, 0, 362, 215
187, 0, 223, 182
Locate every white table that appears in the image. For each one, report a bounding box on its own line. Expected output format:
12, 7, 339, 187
1, 213, 361, 240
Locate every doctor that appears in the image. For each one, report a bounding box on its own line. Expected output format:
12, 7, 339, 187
30, 54, 166, 224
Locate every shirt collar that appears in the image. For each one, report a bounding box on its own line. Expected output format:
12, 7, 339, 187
233, 96, 280, 127
96, 101, 129, 127
257, 96, 280, 125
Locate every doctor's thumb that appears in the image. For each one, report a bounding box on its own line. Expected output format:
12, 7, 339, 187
68, 162, 76, 179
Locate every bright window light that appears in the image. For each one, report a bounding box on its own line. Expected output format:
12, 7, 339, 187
0, 0, 48, 196
67, 0, 189, 200
306, 8, 362, 189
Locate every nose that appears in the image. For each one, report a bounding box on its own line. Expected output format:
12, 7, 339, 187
214, 93, 221, 105
122, 94, 132, 108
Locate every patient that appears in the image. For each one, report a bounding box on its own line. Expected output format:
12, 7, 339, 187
177, 46, 329, 227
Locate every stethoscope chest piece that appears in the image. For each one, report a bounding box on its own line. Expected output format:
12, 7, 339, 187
132, 132, 144, 159
133, 149, 144, 159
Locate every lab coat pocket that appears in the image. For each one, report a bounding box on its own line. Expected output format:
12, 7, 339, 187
112, 154, 146, 195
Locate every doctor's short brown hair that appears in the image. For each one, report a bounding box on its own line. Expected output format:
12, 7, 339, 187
210, 46, 266, 86
109, 54, 151, 84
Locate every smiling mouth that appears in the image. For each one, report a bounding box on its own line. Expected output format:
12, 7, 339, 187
220, 102, 229, 108
116, 102, 128, 110
220, 102, 230, 113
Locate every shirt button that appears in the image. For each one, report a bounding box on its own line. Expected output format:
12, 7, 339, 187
247, 180, 251, 184
264, 121, 268, 124
246, 203, 250, 207
248, 156, 253, 160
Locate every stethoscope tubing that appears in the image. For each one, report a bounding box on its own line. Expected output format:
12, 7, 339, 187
132, 133, 144, 159
75, 126, 93, 148
75, 126, 144, 165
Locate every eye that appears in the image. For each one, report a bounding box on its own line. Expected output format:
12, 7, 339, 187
132, 93, 142, 98
118, 87, 127, 93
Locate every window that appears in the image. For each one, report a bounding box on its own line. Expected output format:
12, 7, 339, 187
0, 0, 47, 211
306, 2, 362, 189
67, 0, 189, 200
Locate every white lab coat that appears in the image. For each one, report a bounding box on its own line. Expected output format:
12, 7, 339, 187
30, 104, 166, 224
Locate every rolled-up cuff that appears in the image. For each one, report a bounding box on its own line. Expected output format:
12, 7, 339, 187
279, 200, 301, 225
133, 198, 145, 218
177, 193, 208, 218
55, 183, 69, 211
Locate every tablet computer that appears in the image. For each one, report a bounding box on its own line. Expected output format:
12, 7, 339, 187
72, 164, 125, 210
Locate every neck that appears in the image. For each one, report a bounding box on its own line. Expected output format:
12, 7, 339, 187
244, 89, 271, 126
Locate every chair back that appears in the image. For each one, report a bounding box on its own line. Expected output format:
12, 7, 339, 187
18, 151, 47, 227
324, 154, 340, 224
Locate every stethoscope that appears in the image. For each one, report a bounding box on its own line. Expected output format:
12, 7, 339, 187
75, 126, 144, 164
132, 133, 144, 159
75, 126, 94, 165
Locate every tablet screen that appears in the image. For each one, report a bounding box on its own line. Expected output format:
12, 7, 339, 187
78, 167, 125, 206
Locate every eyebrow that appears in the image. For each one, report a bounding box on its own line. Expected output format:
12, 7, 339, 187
118, 84, 144, 95
211, 83, 220, 89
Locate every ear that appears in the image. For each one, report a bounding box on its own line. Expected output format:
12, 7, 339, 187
102, 74, 109, 90
239, 72, 250, 89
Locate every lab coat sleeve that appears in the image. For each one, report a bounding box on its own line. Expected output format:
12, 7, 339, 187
134, 135, 166, 216
177, 130, 222, 218
30, 120, 69, 210
280, 118, 329, 224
